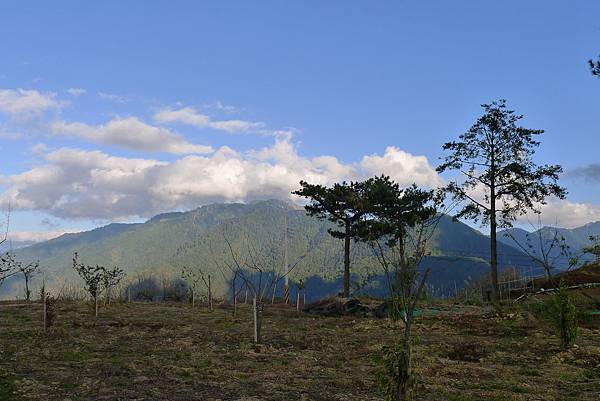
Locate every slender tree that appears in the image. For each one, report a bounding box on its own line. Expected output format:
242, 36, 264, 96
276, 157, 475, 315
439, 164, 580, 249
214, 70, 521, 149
504, 219, 578, 279
582, 235, 600, 263
293, 179, 376, 297
0, 251, 18, 288
18, 260, 40, 301
437, 100, 566, 304
365, 179, 439, 401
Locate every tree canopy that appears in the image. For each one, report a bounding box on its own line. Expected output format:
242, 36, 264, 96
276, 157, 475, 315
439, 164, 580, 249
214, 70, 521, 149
437, 100, 566, 303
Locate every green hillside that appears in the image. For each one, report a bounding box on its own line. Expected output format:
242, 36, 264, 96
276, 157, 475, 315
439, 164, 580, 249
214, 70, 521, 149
3, 200, 538, 299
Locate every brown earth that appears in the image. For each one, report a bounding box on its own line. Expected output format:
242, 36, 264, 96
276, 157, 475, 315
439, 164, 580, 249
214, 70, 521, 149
0, 300, 598, 401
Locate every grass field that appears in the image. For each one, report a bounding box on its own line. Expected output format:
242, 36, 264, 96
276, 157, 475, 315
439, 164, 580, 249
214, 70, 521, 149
0, 299, 599, 400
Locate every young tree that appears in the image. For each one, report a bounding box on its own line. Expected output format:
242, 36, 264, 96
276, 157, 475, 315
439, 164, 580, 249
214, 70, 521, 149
219, 227, 304, 343
102, 266, 125, 306
582, 235, 600, 263
18, 260, 40, 301
72, 253, 105, 317
293, 179, 376, 297
365, 179, 439, 401
181, 265, 203, 308
0, 252, 18, 288
72, 253, 124, 317
437, 100, 566, 304
504, 219, 578, 279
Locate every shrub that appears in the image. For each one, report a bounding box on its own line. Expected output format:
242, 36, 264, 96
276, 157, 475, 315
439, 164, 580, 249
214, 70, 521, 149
375, 340, 416, 401
553, 285, 577, 349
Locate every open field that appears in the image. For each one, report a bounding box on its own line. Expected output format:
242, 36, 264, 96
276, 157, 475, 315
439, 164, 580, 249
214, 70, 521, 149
0, 300, 599, 401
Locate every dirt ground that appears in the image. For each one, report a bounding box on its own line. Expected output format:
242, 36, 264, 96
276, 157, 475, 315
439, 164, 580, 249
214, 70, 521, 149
0, 299, 598, 401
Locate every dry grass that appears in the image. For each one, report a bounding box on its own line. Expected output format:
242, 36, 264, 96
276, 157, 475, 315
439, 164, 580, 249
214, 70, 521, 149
0, 300, 598, 400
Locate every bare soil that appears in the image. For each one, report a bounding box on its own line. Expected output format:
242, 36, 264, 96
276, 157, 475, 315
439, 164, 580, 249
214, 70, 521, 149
0, 300, 598, 400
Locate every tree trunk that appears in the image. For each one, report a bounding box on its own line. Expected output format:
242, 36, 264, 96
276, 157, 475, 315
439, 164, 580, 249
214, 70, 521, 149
490, 199, 500, 305
253, 297, 261, 343
95, 294, 99, 318
208, 275, 213, 312
343, 221, 351, 298
233, 287, 237, 316
397, 320, 413, 401
43, 294, 47, 330
24, 275, 30, 301
296, 291, 300, 312
192, 286, 195, 308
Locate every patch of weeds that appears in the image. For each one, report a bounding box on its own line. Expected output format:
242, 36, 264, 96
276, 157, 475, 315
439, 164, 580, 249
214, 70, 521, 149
61, 381, 78, 390
518, 366, 540, 377
0, 375, 18, 400
510, 385, 528, 393
581, 368, 600, 381
449, 396, 477, 401
174, 367, 193, 378
446, 341, 488, 362
174, 351, 191, 361
59, 350, 92, 362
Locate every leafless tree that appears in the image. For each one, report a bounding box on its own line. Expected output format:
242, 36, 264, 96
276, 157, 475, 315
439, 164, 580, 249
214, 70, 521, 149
18, 260, 40, 301
504, 217, 578, 280
218, 227, 305, 343
0, 252, 18, 288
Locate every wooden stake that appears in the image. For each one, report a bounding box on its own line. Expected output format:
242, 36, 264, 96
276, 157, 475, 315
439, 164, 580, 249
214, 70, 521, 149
208, 275, 213, 312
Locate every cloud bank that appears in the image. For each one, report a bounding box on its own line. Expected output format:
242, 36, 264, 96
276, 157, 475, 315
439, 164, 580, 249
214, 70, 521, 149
0, 138, 442, 220
50, 117, 213, 154
154, 107, 266, 134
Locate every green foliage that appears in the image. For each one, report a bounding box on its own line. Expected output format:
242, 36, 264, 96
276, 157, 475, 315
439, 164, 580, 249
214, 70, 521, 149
553, 285, 578, 349
437, 99, 566, 227
582, 235, 600, 261
590, 56, 600, 77
375, 340, 415, 401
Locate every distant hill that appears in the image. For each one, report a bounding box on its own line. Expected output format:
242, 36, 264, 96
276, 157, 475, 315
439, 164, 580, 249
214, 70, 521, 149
498, 222, 600, 271
2, 200, 543, 300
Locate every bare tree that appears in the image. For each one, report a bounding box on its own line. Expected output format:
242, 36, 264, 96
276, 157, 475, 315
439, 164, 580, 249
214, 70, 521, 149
0, 251, 18, 288
219, 227, 305, 343
181, 265, 203, 308
18, 260, 40, 301
504, 218, 578, 280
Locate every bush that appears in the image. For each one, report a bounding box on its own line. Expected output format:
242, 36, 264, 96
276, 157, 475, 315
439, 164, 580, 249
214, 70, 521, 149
374, 340, 415, 401
528, 285, 578, 349
553, 285, 577, 349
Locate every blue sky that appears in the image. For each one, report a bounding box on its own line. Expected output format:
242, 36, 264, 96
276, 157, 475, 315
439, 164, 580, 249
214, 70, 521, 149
1, 1, 600, 241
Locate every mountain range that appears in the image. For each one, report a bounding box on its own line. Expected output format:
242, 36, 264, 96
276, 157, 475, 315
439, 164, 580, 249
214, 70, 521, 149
2, 200, 598, 300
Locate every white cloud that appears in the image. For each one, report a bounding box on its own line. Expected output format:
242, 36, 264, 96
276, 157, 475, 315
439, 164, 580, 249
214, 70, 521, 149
50, 117, 213, 154
360, 146, 444, 188
520, 200, 600, 229
0, 138, 444, 220
8, 230, 75, 243
0, 131, 23, 140
66, 88, 86, 97
97, 91, 128, 103
30, 143, 47, 155
154, 106, 265, 134
0, 88, 62, 118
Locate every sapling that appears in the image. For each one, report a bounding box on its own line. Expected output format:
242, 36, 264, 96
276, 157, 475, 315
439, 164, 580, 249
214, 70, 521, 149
365, 177, 440, 401
18, 260, 40, 301
181, 266, 202, 308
